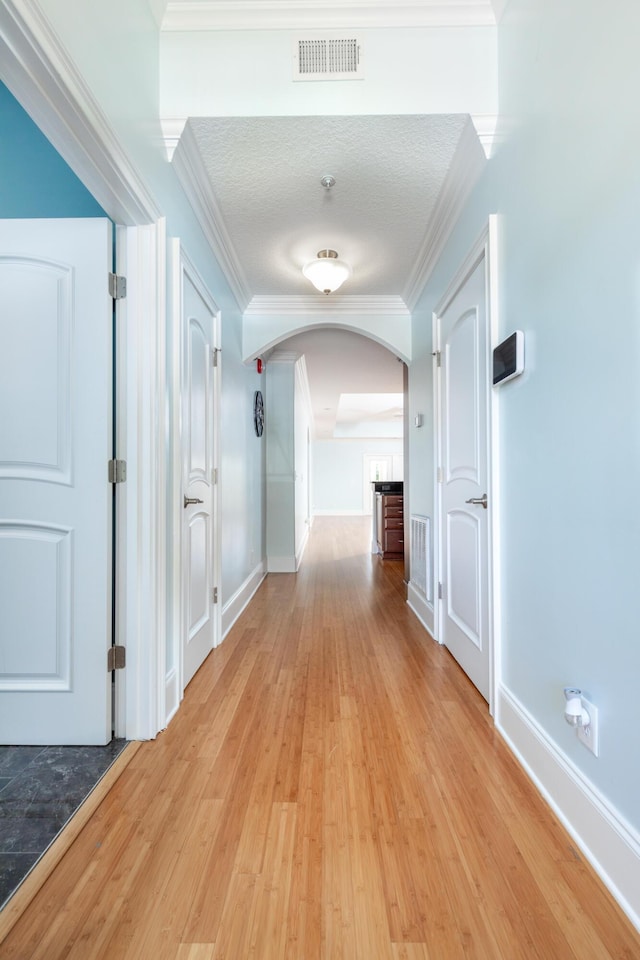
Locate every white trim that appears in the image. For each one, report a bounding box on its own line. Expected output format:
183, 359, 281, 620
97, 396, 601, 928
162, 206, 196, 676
165, 667, 180, 726
267, 556, 298, 573
471, 114, 498, 159
222, 561, 267, 639
167, 237, 184, 721
155, 218, 169, 733
172, 122, 252, 311
486, 214, 502, 715
162, 1, 496, 31
406, 582, 435, 637
404, 119, 487, 312
169, 245, 223, 708
0, 0, 160, 225
212, 308, 223, 648
160, 117, 187, 161
121, 222, 166, 741
244, 310, 412, 365
497, 684, 640, 934
313, 509, 369, 516
431, 311, 442, 645
295, 523, 310, 570
433, 223, 497, 712
244, 295, 410, 318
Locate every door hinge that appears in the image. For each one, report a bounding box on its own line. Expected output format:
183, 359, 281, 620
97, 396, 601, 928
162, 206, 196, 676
211, 587, 218, 604
108, 273, 127, 300
437, 467, 444, 484
432, 350, 441, 367
108, 459, 127, 484
211, 347, 220, 367
107, 645, 126, 671
212, 467, 218, 485
438, 581, 444, 600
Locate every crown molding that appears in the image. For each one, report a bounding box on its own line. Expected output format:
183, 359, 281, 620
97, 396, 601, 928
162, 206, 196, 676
0, 0, 161, 225
172, 121, 252, 311
160, 117, 187, 161
162, 0, 496, 31
244, 295, 410, 318
403, 117, 486, 311
471, 114, 498, 159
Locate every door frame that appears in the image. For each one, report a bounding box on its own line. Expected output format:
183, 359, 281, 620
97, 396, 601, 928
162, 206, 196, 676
168, 242, 222, 720
432, 218, 501, 715
114, 221, 168, 739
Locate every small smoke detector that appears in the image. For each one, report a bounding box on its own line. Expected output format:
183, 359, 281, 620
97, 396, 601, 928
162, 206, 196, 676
293, 34, 364, 82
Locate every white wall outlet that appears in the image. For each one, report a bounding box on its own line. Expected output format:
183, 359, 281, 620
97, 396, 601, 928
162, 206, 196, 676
577, 696, 599, 757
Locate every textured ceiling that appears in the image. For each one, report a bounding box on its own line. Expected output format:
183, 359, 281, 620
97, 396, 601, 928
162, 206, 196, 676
187, 114, 468, 298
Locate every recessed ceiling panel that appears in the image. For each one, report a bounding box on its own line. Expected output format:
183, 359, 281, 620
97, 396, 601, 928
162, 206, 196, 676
187, 114, 468, 297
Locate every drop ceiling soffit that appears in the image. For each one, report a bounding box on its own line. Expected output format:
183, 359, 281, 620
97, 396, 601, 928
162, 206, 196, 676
161, 1, 497, 31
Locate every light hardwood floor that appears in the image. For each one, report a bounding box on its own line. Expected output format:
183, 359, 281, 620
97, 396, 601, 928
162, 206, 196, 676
2, 516, 638, 958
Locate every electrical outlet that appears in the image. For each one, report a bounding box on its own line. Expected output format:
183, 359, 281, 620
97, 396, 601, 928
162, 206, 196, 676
577, 696, 599, 757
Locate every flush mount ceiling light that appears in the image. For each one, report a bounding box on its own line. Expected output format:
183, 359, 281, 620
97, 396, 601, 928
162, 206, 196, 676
302, 249, 351, 295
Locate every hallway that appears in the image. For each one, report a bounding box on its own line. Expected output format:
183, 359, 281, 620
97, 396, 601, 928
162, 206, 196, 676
1, 517, 637, 958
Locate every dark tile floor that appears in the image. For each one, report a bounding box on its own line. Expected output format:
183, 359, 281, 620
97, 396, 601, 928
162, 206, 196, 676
0, 741, 127, 908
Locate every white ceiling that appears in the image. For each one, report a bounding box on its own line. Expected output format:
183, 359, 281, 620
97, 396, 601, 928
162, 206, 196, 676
188, 114, 468, 298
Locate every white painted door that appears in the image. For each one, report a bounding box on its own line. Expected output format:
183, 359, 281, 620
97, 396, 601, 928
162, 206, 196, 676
437, 255, 490, 701
181, 264, 217, 687
0, 218, 113, 744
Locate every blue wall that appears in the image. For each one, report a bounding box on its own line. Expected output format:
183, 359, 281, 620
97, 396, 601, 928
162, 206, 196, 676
410, 0, 640, 831
0, 82, 105, 218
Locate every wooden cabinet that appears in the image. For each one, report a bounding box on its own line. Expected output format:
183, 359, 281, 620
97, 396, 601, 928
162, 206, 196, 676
376, 494, 404, 559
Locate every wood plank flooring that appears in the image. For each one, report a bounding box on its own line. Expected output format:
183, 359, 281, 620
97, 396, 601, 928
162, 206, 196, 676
2, 516, 638, 958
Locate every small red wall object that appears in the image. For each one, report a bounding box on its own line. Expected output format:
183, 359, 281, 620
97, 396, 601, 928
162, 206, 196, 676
256, 358, 263, 374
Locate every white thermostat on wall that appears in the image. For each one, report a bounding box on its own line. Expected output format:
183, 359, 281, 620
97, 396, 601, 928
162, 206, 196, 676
493, 330, 524, 385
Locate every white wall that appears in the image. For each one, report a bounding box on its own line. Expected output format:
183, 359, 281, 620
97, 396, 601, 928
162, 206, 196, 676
160, 26, 497, 120
408, 0, 640, 918
313, 439, 403, 515
265, 356, 313, 570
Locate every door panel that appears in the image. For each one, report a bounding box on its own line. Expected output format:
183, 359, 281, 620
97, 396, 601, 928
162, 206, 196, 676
446, 510, 481, 647
182, 270, 216, 687
439, 256, 490, 701
0, 218, 112, 744
445, 309, 480, 484
187, 511, 210, 638
1, 259, 72, 483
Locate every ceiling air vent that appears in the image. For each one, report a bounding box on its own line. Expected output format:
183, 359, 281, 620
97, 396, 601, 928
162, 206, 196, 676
293, 34, 364, 82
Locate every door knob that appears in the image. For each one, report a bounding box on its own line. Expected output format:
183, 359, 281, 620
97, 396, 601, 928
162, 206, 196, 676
465, 494, 488, 509
183, 495, 204, 508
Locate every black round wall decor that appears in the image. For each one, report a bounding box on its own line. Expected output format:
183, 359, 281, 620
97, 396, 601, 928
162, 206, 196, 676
253, 390, 264, 437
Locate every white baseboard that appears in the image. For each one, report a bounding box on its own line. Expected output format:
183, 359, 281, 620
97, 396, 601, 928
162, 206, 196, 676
222, 561, 267, 638
164, 667, 180, 727
312, 509, 369, 516
295, 525, 309, 569
266, 554, 298, 573
407, 582, 436, 638
497, 684, 640, 933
